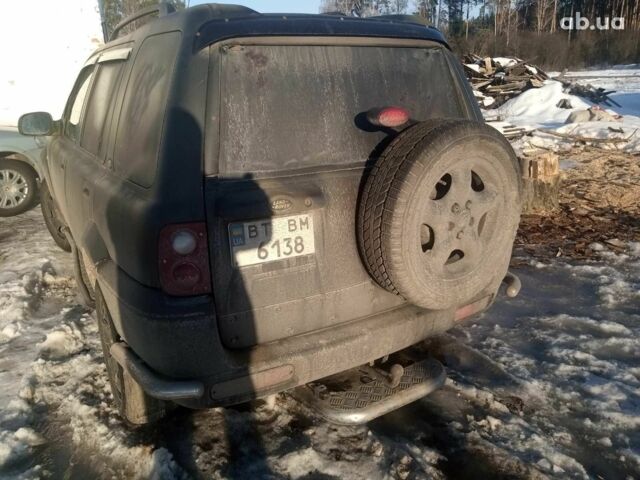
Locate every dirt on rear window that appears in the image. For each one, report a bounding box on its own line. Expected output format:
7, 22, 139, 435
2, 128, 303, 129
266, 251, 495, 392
218, 44, 466, 175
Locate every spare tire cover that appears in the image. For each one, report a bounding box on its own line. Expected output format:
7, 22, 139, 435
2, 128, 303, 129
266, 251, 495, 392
357, 119, 522, 310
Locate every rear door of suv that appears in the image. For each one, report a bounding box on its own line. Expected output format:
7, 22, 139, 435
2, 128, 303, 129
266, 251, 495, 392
204, 38, 475, 349
48, 66, 94, 220
68, 48, 131, 242
53, 47, 130, 245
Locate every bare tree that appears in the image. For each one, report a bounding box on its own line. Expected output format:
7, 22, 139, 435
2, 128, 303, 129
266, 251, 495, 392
320, 0, 379, 16
385, 0, 410, 14
534, 0, 554, 34
320, 0, 411, 16
101, 0, 185, 37
415, 0, 438, 21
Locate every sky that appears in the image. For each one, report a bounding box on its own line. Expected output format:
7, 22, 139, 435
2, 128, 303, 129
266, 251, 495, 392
190, 0, 321, 14
0, 0, 103, 125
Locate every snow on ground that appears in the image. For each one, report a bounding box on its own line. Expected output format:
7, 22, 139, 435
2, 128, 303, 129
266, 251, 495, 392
0, 214, 75, 407
0, 210, 639, 479
0, 0, 103, 126
433, 249, 640, 478
490, 67, 640, 154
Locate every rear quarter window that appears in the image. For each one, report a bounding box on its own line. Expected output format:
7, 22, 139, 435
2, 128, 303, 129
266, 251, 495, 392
114, 31, 180, 187
218, 44, 465, 176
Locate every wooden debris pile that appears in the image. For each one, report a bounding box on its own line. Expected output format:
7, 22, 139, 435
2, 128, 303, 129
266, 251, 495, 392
486, 120, 532, 140
463, 54, 624, 111
534, 126, 637, 151
462, 54, 549, 109
556, 78, 621, 107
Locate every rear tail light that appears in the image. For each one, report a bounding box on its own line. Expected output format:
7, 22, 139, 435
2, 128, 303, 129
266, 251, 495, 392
172, 230, 197, 255
368, 106, 411, 128
159, 223, 211, 296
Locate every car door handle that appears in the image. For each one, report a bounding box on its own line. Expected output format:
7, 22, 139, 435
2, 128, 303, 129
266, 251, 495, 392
82, 187, 90, 197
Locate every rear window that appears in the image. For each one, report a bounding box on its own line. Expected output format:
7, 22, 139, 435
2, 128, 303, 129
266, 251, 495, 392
219, 44, 465, 175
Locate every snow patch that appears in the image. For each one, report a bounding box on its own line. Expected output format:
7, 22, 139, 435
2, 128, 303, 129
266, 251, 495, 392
0, 322, 23, 344
37, 323, 86, 360
495, 80, 591, 126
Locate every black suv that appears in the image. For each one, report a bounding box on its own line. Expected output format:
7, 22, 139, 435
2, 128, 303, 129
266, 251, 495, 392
19, 3, 522, 425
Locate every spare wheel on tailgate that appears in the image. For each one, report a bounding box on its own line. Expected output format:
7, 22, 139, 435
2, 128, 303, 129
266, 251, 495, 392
357, 119, 522, 310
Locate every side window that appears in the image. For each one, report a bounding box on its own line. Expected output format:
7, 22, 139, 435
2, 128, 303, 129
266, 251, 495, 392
114, 32, 180, 188
65, 67, 94, 142
81, 60, 126, 157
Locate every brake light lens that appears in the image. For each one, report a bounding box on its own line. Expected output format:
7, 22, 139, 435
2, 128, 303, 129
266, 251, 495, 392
159, 223, 211, 296
369, 106, 410, 128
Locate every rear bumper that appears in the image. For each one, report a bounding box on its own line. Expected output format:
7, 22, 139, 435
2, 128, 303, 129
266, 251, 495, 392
98, 260, 499, 408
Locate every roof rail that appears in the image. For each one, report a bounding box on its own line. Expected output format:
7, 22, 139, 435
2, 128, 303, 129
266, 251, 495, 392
110, 2, 177, 41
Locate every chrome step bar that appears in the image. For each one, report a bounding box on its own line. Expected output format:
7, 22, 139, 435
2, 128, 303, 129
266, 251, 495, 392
290, 357, 446, 425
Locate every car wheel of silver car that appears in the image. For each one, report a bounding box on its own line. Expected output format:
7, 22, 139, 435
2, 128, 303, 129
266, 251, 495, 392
358, 119, 522, 310
96, 287, 168, 426
0, 158, 38, 217
39, 182, 72, 252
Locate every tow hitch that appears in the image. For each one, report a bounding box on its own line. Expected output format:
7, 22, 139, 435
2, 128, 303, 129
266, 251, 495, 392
502, 271, 522, 298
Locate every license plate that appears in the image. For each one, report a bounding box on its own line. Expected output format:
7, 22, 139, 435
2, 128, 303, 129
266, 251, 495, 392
228, 214, 315, 267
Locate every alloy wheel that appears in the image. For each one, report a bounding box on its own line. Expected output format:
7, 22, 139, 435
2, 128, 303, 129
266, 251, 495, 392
0, 169, 29, 209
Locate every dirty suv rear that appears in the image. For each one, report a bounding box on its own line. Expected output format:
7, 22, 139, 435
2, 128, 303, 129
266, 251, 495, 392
19, 4, 522, 426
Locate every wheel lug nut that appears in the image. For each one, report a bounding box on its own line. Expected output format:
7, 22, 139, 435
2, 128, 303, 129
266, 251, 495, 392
452, 203, 460, 213
457, 231, 464, 239
466, 200, 472, 209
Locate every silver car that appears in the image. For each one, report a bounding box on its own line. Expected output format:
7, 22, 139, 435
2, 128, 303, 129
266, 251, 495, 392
0, 126, 45, 216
